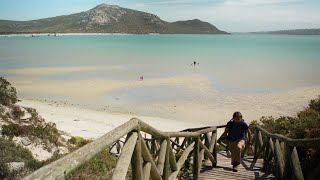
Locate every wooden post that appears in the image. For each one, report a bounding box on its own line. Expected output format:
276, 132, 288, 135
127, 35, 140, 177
131, 130, 143, 180
140, 134, 163, 180
204, 133, 210, 160
198, 149, 205, 170
163, 138, 170, 180
263, 137, 270, 170
258, 131, 263, 149
212, 132, 217, 167
112, 132, 138, 180
254, 128, 259, 159
291, 147, 304, 180
274, 139, 285, 180
193, 136, 200, 180
143, 162, 151, 180
157, 139, 167, 175
168, 142, 177, 171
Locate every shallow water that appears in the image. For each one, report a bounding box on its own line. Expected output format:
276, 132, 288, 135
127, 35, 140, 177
1, 34, 320, 120
1, 34, 319, 93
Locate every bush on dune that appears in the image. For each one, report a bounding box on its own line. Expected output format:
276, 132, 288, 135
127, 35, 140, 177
250, 95, 320, 177
0, 77, 18, 106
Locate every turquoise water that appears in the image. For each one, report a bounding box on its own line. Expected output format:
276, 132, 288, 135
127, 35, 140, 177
1, 34, 320, 93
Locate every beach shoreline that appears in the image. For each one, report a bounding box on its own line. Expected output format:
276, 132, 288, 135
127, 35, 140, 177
16, 83, 320, 140
17, 99, 212, 139
0, 33, 137, 37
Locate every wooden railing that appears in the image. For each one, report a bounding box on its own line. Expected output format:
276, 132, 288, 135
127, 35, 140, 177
251, 126, 320, 180
24, 118, 222, 180
23, 118, 320, 180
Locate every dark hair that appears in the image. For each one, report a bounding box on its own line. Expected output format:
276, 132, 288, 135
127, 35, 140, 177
233, 111, 242, 118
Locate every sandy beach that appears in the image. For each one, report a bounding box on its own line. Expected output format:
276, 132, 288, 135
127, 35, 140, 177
17, 99, 207, 139
15, 84, 320, 140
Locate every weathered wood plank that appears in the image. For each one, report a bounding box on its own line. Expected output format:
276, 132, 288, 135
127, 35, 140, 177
193, 137, 200, 180
274, 139, 285, 179
167, 131, 199, 137
140, 120, 168, 138
163, 138, 170, 180
254, 129, 259, 159
131, 133, 143, 180
140, 134, 163, 180
143, 162, 151, 180
291, 147, 304, 180
168, 142, 177, 171
199, 141, 216, 165
157, 139, 167, 175
253, 126, 320, 147
168, 142, 195, 180
112, 132, 138, 180
199, 152, 275, 180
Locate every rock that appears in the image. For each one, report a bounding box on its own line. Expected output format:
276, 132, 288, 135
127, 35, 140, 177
20, 107, 32, 121
6, 162, 25, 171
21, 137, 31, 146
58, 146, 69, 154
61, 135, 72, 141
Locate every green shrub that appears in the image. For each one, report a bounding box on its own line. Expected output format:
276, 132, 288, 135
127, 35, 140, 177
0, 77, 18, 106
12, 105, 25, 119
0, 137, 43, 179
0, 162, 11, 180
1, 122, 60, 145
66, 149, 118, 180
1, 124, 30, 138
250, 95, 320, 177
68, 136, 92, 147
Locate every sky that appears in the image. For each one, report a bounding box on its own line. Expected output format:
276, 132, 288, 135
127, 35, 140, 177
0, 0, 319, 32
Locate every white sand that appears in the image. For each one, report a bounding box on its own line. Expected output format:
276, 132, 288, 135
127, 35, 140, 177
17, 100, 203, 139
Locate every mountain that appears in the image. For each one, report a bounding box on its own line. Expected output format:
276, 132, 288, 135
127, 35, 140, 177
251, 28, 320, 35
0, 4, 227, 34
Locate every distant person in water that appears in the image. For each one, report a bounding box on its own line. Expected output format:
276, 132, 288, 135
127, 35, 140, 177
191, 61, 197, 66
223, 111, 252, 172
139, 75, 144, 81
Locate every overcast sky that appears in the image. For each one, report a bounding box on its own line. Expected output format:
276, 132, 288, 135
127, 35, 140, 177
0, 0, 319, 32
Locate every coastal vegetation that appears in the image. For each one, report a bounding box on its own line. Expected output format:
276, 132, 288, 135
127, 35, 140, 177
0, 77, 18, 106
250, 95, 320, 176
1, 75, 319, 179
0, 77, 69, 179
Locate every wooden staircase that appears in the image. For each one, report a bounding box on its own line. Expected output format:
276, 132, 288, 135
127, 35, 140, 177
199, 151, 274, 179
24, 118, 320, 180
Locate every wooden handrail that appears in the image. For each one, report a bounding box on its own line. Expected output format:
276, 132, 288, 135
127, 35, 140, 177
24, 117, 219, 180
23, 119, 319, 180
251, 126, 320, 180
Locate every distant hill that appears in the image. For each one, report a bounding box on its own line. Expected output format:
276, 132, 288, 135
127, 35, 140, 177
0, 4, 228, 34
252, 28, 320, 35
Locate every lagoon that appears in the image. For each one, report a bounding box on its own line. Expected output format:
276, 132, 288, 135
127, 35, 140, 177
1, 34, 320, 124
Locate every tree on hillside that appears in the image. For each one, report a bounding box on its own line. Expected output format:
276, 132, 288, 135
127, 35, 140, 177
0, 77, 18, 106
